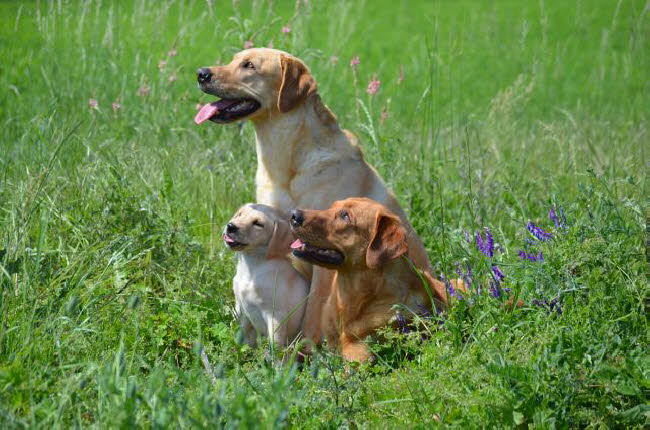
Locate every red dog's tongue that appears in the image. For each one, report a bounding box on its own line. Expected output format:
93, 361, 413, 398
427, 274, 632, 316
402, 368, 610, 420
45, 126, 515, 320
195, 104, 219, 124
290, 239, 304, 249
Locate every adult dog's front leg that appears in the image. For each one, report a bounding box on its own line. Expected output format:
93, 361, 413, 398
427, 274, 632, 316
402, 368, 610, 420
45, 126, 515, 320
301, 266, 335, 348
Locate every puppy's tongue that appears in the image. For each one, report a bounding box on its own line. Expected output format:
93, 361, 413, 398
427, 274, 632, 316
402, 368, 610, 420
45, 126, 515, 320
290, 239, 305, 250
223, 234, 236, 243
195, 103, 219, 124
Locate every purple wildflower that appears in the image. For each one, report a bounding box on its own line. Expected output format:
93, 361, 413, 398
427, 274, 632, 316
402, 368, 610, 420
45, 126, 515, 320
527, 221, 553, 241
464, 265, 473, 289
395, 312, 409, 334
532, 297, 562, 315
518, 250, 544, 261
485, 228, 494, 254
489, 281, 501, 298
416, 304, 433, 318
476, 227, 494, 257
464, 231, 471, 243
441, 274, 462, 300
549, 205, 567, 229
491, 265, 505, 282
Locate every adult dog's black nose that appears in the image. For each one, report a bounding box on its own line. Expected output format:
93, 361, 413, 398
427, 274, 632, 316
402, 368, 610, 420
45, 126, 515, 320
291, 209, 304, 227
197, 68, 212, 84
226, 222, 238, 234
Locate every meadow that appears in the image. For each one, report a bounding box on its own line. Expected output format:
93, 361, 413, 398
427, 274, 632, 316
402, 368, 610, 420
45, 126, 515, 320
0, 0, 647, 427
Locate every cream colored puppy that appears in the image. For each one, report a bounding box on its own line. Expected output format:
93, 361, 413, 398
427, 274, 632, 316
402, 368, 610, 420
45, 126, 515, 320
224, 203, 308, 347
198, 49, 446, 347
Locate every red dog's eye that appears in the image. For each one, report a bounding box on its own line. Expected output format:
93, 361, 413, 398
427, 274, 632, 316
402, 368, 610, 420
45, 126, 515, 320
242, 61, 255, 69
339, 211, 350, 222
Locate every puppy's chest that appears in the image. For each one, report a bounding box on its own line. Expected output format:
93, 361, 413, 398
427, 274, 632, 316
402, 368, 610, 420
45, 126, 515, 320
232, 259, 290, 304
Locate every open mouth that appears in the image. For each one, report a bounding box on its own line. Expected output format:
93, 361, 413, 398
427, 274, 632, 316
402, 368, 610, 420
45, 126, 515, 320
223, 234, 247, 250
195, 98, 260, 124
290, 239, 344, 266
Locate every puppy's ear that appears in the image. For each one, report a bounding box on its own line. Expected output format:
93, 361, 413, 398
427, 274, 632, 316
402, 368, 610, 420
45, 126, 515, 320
278, 55, 316, 113
366, 212, 408, 269
266, 219, 293, 260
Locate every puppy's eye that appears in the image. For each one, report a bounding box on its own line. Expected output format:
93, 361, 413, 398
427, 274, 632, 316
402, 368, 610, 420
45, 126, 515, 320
339, 211, 350, 223
242, 61, 255, 69
252, 220, 264, 228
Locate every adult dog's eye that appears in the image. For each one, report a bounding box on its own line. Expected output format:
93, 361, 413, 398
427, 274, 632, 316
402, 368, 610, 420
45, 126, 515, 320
253, 220, 264, 228
339, 211, 350, 223
242, 61, 255, 69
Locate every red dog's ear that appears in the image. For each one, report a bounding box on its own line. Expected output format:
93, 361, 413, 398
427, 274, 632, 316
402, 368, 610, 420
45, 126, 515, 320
366, 212, 408, 269
278, 55, 316, 113
266, 219, 293, 260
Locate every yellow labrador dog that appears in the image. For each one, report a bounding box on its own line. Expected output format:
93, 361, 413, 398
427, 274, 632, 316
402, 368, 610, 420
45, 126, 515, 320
196, 49, 446, 347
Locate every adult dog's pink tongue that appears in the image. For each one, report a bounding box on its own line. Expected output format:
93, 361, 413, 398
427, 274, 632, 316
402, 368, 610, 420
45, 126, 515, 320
195, 104, 219, 124
290, 239, 304, 250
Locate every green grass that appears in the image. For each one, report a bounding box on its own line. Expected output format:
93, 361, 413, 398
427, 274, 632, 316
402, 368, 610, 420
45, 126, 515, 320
0, 0, 647, 427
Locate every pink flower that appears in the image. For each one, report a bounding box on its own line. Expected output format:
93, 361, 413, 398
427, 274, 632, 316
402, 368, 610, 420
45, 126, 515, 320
329, 55, 339, 65
243, 40, 254, 49
158, 60, 167, 71
281, 26, 291, 34
168, 48, 177, 57
88, 98, 98, 109
380, 106, 389, 124
137, 84, 150, 96
350, 56, 360, 70
366, 78, 381, 95
168, 73, 177, 83
112, 101, 121, 112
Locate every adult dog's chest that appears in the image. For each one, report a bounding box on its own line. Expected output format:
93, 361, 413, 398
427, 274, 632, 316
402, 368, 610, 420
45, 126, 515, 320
256, 156, 368, 211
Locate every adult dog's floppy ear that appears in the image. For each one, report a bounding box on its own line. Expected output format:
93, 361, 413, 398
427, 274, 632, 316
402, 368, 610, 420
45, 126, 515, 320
278, 54, 316, 113
266, 219, 293, 259
366, 211, 408, 269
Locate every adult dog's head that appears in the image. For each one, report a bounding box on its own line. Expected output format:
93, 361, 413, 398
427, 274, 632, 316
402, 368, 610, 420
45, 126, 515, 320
289, 198, 409, 270
195, 48, 316, 124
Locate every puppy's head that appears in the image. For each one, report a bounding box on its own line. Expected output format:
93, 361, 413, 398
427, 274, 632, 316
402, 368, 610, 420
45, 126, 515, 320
223, 204, 293, 259
195, 48, 316, 124
290, 198, 408, 270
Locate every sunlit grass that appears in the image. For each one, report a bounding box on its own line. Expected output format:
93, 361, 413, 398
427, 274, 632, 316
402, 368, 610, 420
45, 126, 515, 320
0, 0, 647, 427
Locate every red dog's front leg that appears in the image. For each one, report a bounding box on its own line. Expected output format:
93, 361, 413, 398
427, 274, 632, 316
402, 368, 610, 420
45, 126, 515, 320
301, 266, 335, 349
340, 334, 373, 363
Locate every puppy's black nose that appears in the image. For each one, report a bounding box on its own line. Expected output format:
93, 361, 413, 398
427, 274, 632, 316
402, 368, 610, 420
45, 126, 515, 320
197, 68, 212, 84
290, 209, 304, 227
226, 222, 238, 234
